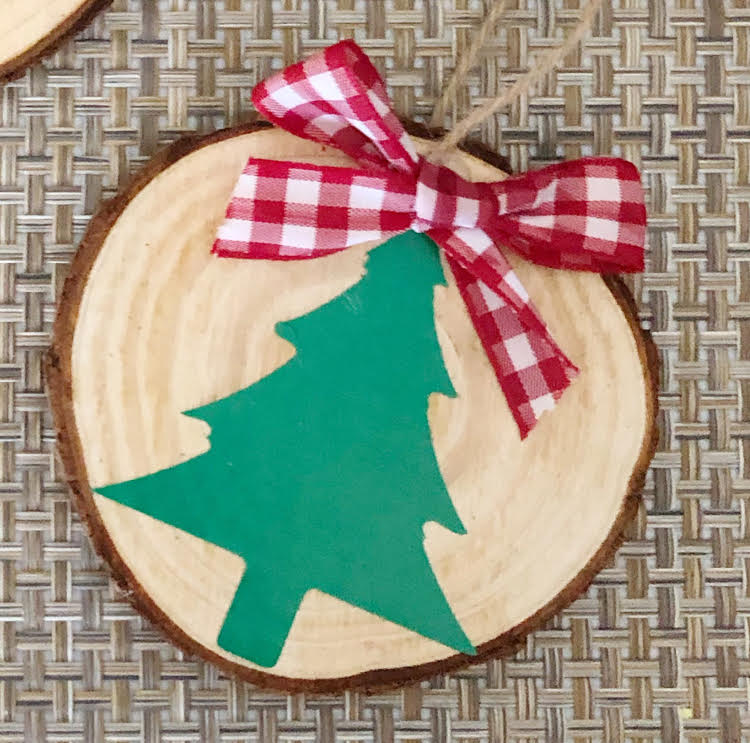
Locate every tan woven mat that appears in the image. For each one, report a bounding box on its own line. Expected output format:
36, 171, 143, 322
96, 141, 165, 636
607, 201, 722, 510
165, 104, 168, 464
2, 0, 745, 741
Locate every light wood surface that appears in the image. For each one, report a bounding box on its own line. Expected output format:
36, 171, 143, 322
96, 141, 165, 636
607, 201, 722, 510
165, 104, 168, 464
52, 127, 655, 689
0, 0, 107, 81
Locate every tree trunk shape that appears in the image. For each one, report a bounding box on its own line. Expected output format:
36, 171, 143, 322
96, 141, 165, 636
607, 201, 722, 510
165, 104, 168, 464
96, 231, 475, 666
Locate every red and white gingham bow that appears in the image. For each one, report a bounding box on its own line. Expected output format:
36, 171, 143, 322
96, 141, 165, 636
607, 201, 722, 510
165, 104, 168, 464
214, 40, 647, 438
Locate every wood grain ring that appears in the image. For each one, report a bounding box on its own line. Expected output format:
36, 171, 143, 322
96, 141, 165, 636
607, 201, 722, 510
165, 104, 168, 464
0, 0, 111, 84
46, 121, 659, 692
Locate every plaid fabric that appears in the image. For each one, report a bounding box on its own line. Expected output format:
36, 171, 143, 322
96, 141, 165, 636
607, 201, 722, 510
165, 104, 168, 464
214, 40, 647, 437
216, 159, 415, 258
251, 40, 418, 176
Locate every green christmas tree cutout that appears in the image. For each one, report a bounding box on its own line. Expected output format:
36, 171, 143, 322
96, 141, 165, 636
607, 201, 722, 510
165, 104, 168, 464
96, 231, 476, 667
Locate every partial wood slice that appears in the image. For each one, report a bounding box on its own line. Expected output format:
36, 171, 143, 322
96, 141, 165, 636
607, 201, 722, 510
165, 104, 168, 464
47, 123, 658, 692
0, 0, 110, 83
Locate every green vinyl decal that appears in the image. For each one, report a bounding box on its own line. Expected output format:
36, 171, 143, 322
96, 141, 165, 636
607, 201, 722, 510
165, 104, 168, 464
95, 231, 476, 666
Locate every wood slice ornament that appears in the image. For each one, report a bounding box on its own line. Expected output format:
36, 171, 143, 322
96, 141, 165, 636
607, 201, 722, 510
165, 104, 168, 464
48, 42, 657, 692
0, 0, 110, 82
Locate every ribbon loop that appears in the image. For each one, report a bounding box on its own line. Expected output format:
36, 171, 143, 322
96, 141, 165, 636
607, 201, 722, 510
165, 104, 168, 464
487, 157, 646, 273
253, 40, 419, 176
215, 40, 647, 437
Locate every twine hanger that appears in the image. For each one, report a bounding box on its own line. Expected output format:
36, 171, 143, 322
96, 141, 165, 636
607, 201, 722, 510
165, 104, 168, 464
430, 0, 604, 154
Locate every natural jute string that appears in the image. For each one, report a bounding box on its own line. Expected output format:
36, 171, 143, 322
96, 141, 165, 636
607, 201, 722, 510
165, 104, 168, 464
429, 0, 511, 127
431, 0, 604, 154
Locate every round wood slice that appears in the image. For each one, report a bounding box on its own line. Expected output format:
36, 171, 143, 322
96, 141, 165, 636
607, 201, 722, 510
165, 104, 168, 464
47, 123, 658, 692
0, 0, 110, 82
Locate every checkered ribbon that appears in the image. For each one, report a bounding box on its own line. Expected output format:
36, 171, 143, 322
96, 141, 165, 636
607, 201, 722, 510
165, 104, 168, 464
214, 40, 646, 437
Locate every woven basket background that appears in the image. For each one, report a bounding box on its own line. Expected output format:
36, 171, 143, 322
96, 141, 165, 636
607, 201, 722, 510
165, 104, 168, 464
2, 0, 744, 740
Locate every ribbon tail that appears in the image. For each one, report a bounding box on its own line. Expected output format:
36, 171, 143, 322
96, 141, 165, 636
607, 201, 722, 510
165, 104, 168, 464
213, 158, 415, 260
431, 229, 579, 438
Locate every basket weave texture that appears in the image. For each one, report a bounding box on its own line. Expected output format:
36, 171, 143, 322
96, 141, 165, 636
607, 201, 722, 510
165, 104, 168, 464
4, 1, 743, 741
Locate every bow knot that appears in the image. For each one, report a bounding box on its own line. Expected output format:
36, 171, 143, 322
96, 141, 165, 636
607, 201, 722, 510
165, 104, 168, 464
213, 40, 647, 437
413, 158, 496, 233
